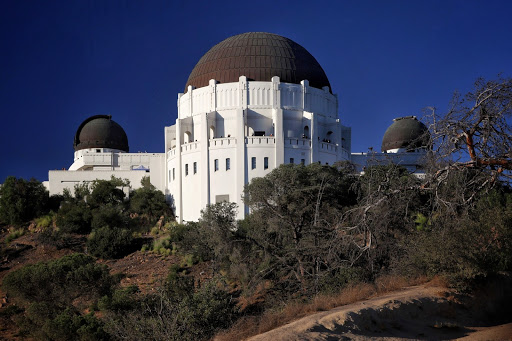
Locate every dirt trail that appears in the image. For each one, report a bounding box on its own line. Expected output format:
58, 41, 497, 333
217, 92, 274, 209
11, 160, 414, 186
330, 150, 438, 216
249, 285, 512, 341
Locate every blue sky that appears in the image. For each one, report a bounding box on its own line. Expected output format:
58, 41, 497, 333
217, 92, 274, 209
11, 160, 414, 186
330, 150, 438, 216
1, 0, 511, 183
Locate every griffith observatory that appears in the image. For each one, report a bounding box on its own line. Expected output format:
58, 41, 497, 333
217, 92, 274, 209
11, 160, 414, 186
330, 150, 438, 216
44, 32, 429, 222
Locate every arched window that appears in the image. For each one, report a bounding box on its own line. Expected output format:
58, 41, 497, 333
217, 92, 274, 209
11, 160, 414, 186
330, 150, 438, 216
303, 126, 309, 138
184, 131, 192, 143
210, 126, 215, 139
326, 131, 333, 143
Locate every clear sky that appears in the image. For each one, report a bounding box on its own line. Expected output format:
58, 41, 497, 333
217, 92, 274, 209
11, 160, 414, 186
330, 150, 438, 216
1, 0, 511, 183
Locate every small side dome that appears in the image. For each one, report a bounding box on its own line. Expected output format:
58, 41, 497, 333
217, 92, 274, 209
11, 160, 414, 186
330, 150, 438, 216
74, 115, 129, 152
381, 116, 429, 152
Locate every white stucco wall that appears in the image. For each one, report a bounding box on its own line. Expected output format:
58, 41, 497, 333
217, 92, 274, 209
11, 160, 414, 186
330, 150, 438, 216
47, 152, 166, 196
168, 76, 350, 222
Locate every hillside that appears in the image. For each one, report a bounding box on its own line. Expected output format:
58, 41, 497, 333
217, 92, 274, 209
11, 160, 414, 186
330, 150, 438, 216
2, 229, 512, 340
248, 284, 512, 340
0, 231, 208, 340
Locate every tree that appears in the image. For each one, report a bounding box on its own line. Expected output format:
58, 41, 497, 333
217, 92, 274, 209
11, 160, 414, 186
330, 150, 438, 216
0, 176, 49, 226
428, 76, 512, 182
56, 200, 92, 234
88, 178, 127, 208
340, 165, 425, 274
241, 163, 359, 295
130, 185, 172, 226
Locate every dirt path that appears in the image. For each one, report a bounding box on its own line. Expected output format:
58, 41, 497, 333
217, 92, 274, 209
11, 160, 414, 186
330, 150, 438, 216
249, 285, 512, 340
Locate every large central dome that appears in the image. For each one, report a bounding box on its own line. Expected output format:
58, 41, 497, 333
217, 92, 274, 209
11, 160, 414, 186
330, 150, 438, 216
185, 32, 331, 92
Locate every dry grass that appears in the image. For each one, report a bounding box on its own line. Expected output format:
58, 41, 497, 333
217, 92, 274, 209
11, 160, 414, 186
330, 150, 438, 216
215, 275, 440, 341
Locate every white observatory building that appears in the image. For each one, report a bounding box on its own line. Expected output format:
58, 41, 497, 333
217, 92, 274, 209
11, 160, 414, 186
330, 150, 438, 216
45, 32, 429, 223
165, 32, 352, 222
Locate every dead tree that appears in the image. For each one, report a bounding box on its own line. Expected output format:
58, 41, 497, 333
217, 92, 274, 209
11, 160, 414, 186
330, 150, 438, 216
427, 76, 512, 182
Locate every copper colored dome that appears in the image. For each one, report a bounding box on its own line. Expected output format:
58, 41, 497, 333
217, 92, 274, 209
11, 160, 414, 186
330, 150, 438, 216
381, 116, 429, 152
74, 115, 129, 152
185, 32, 331, 92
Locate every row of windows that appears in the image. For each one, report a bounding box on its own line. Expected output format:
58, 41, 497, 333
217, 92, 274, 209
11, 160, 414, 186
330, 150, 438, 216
169, 157, 313, 182
214, 158, 231, 171
251, 157, 269, 170
289, 158, 306, 165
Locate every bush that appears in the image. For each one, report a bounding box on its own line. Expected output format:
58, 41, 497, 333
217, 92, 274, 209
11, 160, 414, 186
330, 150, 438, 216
56, 201, 92, 234
98, 286, 139, 312
105, 277, 238, 341
396, 187, 512, 289
91, 206, 129, 230
0, 176, 49, 226
5, 228, 25, 243
150, 235, 173, 256
35, 212, 55, 229
2, 253, 114, 306
130, 186, 172, 227
88, 179, 126, 208
2, 254, 116, 340
87, 227, 134, 259
41, 308, 108, 341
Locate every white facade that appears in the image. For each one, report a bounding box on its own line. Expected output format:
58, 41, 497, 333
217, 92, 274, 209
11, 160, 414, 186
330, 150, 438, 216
45, 147, 166, 196
165, 76, 352, 222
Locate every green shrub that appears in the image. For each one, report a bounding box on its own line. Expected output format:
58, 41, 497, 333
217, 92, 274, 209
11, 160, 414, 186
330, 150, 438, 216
56, 201, 92, 234
87, 227, 134, 259
2, 253, 114, 305
41, 308, 108, 341
181, 253, 199, 268
0, 176, 49, 226
151, 235, 173, 256
37, 227, 66, 249
5, 228, 25, 243
2, 254, 116, 340
35, 213, 54, 229
105, 277, 238, 341
88, 179, 127, 208
91, 206, 129, 230
129, 186, 173, 227
98, 286, 139, 312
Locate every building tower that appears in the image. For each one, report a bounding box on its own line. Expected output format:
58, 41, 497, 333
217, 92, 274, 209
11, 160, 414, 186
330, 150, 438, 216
164, 32, 351, 222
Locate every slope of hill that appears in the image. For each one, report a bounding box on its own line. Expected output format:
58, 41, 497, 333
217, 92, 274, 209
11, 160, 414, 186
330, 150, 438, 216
248, 284, 512, 340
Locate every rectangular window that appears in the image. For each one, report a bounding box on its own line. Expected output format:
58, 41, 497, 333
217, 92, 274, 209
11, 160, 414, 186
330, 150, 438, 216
185, 164, 189, 176
215, 194, 229, 203
169, 170, 171, 182
214, 159, 219, 171
264, 157, 269, 169
301, 159, 305, 165
226, 158, 230, 170
251, 157, 256, 169
290, 158, 294, 164
173, 168, 175, 180
193, 162, 197, 174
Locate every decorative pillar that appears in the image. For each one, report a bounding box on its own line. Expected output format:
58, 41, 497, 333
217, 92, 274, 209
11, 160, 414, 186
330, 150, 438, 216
236, 76, 247, 219
272, 77, 284, 167
175, 117, 183, 223
200, 112, 210, 211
